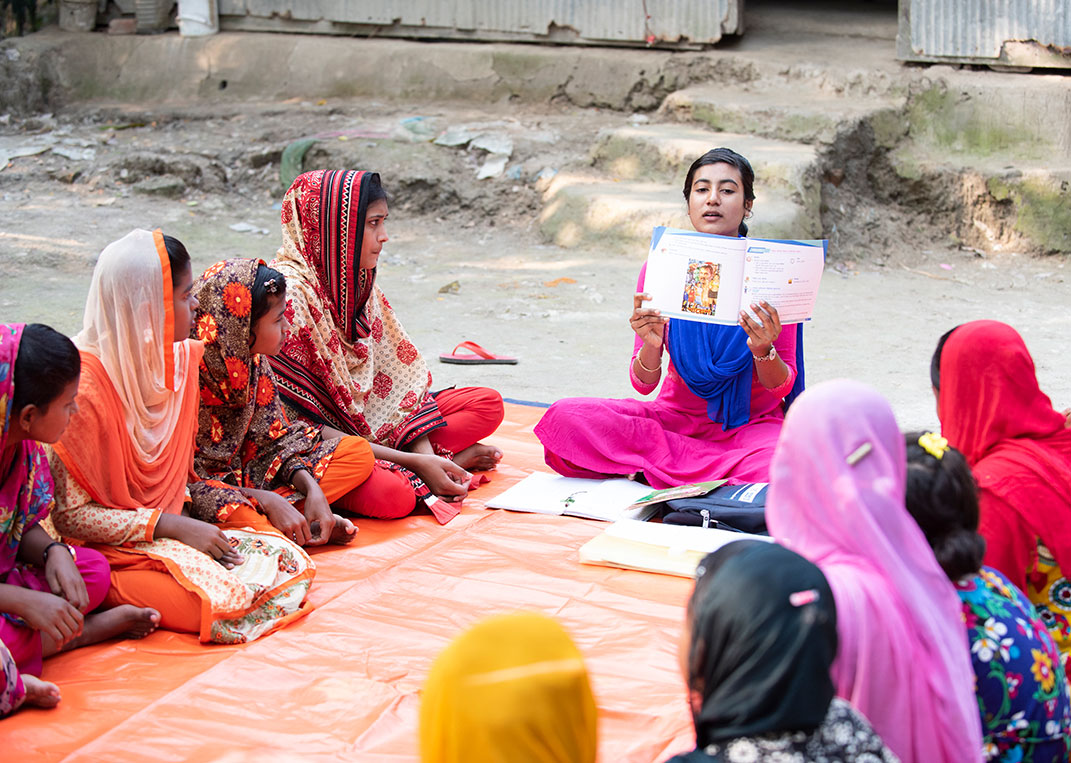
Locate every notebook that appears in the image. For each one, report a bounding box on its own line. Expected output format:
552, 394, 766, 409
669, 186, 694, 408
579, 519, 772, 578
485, 472, 660, 523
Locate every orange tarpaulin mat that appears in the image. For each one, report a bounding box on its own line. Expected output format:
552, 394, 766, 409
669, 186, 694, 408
5, 403, 694, 762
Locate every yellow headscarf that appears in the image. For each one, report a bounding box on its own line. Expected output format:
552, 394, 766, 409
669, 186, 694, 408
420, 613, 598, 763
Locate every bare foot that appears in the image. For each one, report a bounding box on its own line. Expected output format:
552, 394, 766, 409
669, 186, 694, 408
329, 514, 358, 545
63, 605, 159, 651
453, 443, 502, 472
22, 675, 61, 709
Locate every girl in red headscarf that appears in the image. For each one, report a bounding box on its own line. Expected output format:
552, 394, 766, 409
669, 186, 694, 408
934, 320, 1071, 672
268, 170, 505, 523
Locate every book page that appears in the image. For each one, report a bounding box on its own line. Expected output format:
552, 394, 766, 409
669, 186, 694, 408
740, 239, 825, 324
485, 472, 654, 522
642, 227, 747, 325
579, 520, 772, 578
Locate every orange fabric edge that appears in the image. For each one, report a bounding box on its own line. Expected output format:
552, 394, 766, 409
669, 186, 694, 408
154, 228, 177, 392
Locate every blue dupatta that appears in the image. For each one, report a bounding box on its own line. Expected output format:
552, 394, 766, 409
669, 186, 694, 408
667, 320, 806, 431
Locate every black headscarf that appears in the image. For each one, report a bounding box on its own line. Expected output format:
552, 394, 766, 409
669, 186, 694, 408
685, 540, 838, 747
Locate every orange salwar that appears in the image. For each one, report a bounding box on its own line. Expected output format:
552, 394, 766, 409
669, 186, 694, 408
101, 505, 312, 637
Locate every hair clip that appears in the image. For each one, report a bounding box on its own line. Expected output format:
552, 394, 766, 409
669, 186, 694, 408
918, 431, 949, 460
845, 442, 872, 466
264, 277, 280, 294
789, 589, 819, 607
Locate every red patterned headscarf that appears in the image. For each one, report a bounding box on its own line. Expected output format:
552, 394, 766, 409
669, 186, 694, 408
268, 170, 444, 449
280, 169, 376, 343
938, 320, 1071, 587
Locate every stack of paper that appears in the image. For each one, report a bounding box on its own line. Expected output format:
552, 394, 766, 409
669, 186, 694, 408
486, 472, 660, 522
579, 519, 772, 578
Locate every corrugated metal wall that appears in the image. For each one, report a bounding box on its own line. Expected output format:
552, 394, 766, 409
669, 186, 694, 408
899, 0, 1071, 67
217, 0, 742, 47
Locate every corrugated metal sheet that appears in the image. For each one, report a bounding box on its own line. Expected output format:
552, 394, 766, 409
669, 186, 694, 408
899, 0, 1071, 67
217, 0, 741, 47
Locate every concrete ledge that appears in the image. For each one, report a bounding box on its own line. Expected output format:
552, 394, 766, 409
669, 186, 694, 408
2, 28, 728, 113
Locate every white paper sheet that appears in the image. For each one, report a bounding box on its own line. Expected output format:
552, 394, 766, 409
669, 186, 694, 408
486, 472, 659, 522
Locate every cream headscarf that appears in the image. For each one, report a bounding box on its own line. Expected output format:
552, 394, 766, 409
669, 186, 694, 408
74, 228, 199, 461
420, 613, 598, 763
55, 229, 202, 514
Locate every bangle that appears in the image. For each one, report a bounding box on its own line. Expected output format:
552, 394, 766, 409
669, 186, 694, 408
42, 541, 75, 566
753, 346, 778, 362
635, 354, 661, 374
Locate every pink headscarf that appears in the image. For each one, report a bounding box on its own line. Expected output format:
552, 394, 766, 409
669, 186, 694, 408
766, 379, 982, 763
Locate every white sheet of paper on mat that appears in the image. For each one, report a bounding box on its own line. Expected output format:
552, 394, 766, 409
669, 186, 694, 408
485, 472, 659, 522
579, 519, 772, 578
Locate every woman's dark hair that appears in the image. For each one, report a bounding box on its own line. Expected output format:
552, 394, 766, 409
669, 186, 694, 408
929, 326, 960, 391
365, 172, 388, 205
682, 148, 756, 237
163, 234, 191, 286
903, 431, 986, 581
249, 264, 287, 346
12, 323, 81, 412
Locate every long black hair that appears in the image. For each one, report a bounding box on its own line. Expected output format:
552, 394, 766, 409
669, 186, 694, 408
12, 323, 81, 412
904, 432, 986, 581
682, 148, 756, 237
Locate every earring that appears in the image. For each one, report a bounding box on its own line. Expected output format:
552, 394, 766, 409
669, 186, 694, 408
744, 209, 753, 219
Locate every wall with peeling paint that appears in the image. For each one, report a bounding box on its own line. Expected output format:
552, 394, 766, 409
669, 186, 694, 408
215, 0, 742, 48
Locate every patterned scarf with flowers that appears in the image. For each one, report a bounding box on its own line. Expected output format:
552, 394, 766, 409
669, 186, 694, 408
0, 324, 56, 605
189, 258, 339, 521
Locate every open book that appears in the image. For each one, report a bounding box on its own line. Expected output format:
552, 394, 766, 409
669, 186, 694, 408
485, 472, 660, 523
642, 226, 826, 325
579, 519, 772, 578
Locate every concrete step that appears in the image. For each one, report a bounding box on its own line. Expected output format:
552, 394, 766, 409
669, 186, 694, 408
590, 123, 820, 211
661, 85, 906, 147
539, 171, 819, 254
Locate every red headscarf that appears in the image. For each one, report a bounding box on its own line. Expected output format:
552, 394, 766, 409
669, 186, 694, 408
938, 320, 1071, 588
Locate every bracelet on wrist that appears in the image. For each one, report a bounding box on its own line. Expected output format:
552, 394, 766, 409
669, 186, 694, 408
635, 354, 661, 374
42, 541, 75, 566
752, 345, 778, 362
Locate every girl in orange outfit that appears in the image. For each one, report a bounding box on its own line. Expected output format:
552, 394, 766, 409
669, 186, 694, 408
48, 229, 314, 643
190, 257, 393, 545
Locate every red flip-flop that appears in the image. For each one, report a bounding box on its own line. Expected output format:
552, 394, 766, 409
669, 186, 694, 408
439, 341, 518, 365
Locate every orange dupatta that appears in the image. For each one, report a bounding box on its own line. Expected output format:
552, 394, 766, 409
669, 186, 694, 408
54, 229, 202, 514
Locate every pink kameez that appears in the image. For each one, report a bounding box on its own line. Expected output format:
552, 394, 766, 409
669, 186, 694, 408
535, 268, 797, 489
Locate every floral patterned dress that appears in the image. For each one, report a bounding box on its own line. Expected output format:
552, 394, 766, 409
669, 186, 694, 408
0, 639, 24, 718
957, 566, 1071, 762
1026, 544, 1071, 677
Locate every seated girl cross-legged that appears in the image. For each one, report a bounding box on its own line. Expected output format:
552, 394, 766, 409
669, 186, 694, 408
268, 170, 505, 517
48, 229, 314, 643
191, 257, 425, 542
535, 148, 804, 488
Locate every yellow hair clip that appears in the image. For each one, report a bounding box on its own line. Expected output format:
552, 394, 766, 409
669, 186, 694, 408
918, 431, 949, 460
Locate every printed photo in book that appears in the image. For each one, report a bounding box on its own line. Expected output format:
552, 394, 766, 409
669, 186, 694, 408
642, 226, 827, 325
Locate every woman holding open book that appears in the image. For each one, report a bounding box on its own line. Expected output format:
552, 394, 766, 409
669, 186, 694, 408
535, 148, 804, 488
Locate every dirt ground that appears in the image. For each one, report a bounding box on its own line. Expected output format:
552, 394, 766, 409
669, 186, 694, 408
1, 96, 1069, 433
